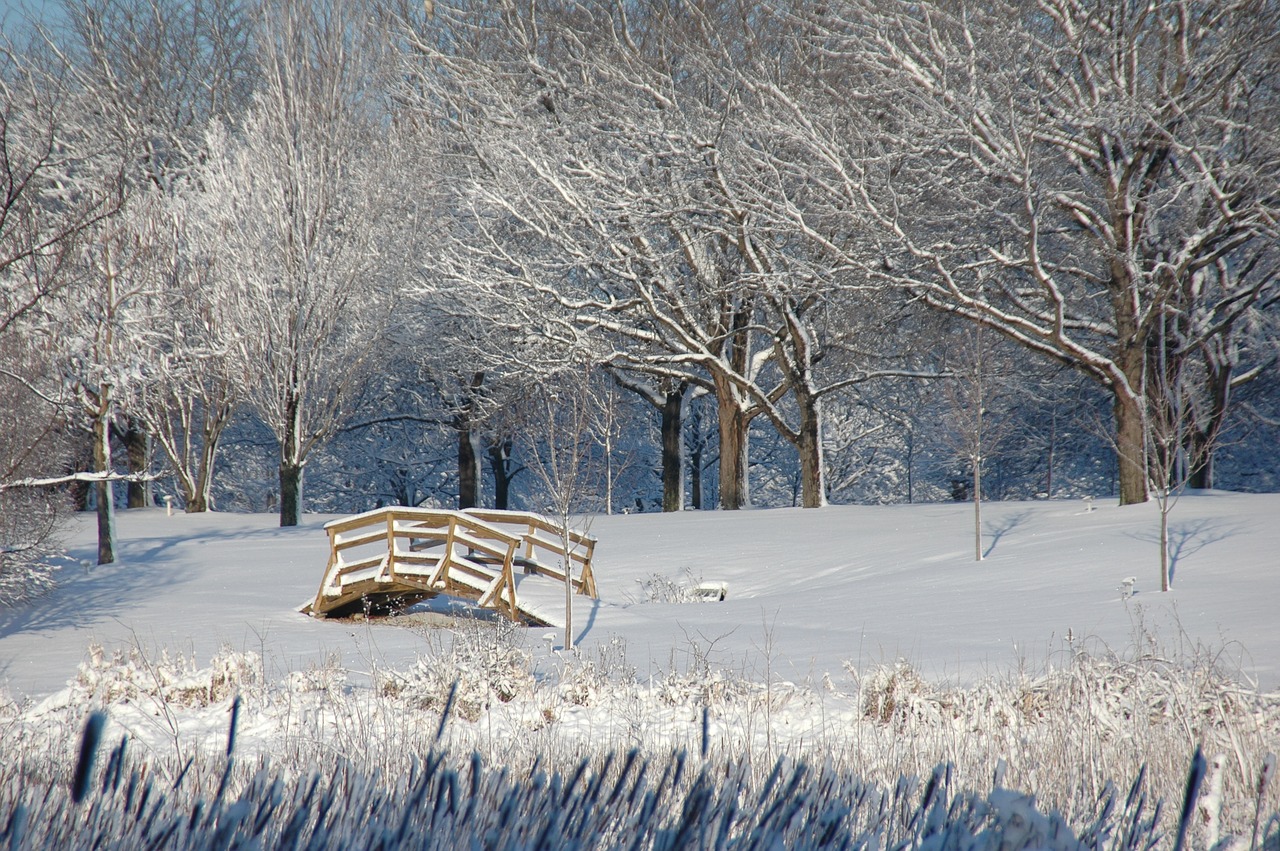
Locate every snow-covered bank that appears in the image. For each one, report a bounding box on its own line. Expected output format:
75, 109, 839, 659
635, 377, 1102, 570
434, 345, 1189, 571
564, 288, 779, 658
2, 620, 1277, 843
2, 492, 1277, 701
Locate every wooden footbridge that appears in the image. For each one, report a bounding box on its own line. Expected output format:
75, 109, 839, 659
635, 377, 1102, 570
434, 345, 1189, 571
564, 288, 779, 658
304, 507, 597, 625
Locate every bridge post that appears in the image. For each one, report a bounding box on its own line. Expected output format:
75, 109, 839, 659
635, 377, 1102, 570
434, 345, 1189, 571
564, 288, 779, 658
385, 511, 397, 581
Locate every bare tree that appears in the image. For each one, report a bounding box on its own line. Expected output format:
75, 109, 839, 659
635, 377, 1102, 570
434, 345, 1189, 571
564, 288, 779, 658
0, 328, 74, 606
526, 365, 601, 652
0, 46, 119, 337
1147, 322, 1218, 592
65, 197, 168, 562
772, 0, 1280, 506
0, 34, 125, 574
937, 322, 1023, 560
1174, 249, 1280, 490
42, 0, 254, 510
131, 195, 238, 512
16, 67, 163, 565
190, 0, 405, 526
400, 0, 925, 510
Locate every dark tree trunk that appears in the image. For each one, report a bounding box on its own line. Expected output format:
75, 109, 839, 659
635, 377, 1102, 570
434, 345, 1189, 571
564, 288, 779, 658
92, 394, 115, 564
795, 389, 826, 508
904, 430, 915, 504
687, 399, 708, 510
69, 438, 93, 511
689, 423, 704, 511
1186, 357, 1232, 490
124, 418, 151, 508
487, 438, 515, 510
279, 462, 302, 527
660, 383, 686, 512
457, 422, 481, 509
1186, 430, 1214, 490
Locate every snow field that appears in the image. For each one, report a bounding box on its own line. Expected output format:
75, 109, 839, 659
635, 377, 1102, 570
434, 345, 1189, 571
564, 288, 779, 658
1, 493, 1278, 844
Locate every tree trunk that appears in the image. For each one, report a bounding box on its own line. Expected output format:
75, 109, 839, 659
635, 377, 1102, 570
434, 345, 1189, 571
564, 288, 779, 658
690, 440, 703, 511
279, 393, 304, 526
973, 453, 983, 562
1186, 358, 1231, 490
487, 438, 514, 510
1044, 412, 1056, 499
713, 380, 750, 510
796, 391, 827, 508
1113, 387, 1149, 506
688, 402, 704, 510
1110, 275, 1151, 506
93, 395, 116, 565
186, 486, 210, 513
660, 384, 686, 512
1160, 501, 1171, 592
279, 461, 303, 527
904, 430, 914, 504
124, 418, 151, 508
187, 433, 220, 513
1186, 429, 1214, 490
457, 421, 481, 509
69, 438, 93, 511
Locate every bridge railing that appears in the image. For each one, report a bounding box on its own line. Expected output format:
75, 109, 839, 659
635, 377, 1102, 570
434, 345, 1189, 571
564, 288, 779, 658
462, 509, 597, 598
311, 506, 597, 620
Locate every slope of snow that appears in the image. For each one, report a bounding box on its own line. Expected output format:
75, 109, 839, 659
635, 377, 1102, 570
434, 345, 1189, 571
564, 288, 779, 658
1, 491, 1276, 701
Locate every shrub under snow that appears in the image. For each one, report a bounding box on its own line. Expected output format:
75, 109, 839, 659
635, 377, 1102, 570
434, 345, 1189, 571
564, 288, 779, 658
2, 632, 1278, 848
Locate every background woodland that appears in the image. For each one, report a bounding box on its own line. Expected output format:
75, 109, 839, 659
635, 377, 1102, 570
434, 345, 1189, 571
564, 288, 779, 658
3, 0, 1279, 595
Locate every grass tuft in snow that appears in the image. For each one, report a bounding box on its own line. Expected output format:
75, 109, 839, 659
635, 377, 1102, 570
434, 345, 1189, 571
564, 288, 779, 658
3, 628, 1279, 846
5, 702, 1275, 850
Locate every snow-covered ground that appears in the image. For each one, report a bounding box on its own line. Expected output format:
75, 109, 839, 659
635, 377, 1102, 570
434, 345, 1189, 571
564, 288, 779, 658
2, 491, 1277, 701
3, 492, 1278, 840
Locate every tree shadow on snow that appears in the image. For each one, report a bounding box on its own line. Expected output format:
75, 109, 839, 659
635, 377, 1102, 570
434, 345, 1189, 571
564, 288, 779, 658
0, 520, 322, 641
983, 510, 1033, 558
1128, 517, 1239, 584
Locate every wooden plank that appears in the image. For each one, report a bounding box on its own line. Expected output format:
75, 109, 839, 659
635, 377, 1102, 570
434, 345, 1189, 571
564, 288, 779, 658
447, 553, 502, 583
450, 512, 525, 546
522, 530, 593, 565
322, 506, 393, 534
333, 554, 386, 580
448, 529, 516, 561
390, 553, 445, 580
331, 528, 388, 551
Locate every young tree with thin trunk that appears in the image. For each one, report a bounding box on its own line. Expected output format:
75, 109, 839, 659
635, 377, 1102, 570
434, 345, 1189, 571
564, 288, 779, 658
938, 322, 1021, 561
1147, 324, 1218, 593
526, 366, 600, 652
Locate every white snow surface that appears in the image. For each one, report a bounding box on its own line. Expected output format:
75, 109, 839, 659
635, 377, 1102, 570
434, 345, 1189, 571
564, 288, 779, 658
2, 490, 1277, 701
